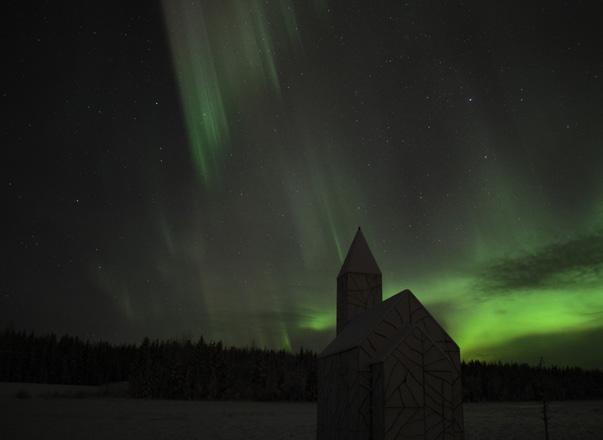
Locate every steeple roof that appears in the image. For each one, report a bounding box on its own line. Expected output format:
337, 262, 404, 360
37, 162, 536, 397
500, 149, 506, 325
338, 227, 381, 276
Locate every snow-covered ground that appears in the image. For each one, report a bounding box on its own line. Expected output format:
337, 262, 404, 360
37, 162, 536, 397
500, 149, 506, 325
1, 384, 601, 439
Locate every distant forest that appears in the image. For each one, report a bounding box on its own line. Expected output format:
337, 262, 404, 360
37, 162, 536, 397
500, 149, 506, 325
1, 328, 602, 402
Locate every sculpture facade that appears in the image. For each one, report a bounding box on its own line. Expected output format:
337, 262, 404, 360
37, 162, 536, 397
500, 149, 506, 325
317, 228, 464, 440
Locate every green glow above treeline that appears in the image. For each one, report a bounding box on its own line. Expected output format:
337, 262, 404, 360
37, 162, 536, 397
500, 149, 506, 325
296, 246, 603, 363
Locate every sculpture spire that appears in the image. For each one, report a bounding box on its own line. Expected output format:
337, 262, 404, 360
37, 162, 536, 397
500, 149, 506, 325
338, 227, 381, 276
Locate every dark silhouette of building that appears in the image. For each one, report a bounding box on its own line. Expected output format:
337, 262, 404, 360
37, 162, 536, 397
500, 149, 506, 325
317, 228, 464, 439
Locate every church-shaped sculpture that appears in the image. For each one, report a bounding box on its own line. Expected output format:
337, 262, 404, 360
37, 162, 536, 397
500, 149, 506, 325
317, 228, 464, 440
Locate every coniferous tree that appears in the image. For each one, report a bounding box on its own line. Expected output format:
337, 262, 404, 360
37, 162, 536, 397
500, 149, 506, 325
1, 327, 602, 402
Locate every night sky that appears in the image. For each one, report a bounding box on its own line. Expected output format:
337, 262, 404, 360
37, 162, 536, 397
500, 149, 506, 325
3, 1, 603, 369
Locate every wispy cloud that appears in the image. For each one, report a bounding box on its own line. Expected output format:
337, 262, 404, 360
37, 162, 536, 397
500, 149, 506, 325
476, 229, 603, 292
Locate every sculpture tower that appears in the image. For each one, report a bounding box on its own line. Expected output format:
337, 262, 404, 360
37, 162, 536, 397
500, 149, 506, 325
336, 227, 382, 335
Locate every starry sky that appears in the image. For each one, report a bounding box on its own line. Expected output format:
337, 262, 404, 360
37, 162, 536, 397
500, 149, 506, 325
3, 1, 603, 369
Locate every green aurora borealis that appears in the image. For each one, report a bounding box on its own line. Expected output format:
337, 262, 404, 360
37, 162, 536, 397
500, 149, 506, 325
162, 0, 327, 184
4, 1, 603, 369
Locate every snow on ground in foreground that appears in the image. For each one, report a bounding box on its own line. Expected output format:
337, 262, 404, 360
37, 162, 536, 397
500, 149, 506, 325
1, 396, 314, 440
1, 388, 602, 440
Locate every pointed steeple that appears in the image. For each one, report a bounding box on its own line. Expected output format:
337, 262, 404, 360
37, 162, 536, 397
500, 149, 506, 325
336, 227, 382, 334
338, 227, 381, 277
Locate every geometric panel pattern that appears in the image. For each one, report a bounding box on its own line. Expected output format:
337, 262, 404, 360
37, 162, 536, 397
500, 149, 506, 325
376, 326, 463, 439
318, 290, 464, 440
337, 272, 382, 335
317, 349, 372, 440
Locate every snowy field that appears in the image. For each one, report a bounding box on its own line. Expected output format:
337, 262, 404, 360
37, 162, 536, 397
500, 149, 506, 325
1, 384, 602, 440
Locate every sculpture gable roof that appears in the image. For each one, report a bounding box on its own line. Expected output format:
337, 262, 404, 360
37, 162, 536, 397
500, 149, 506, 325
338, 228, 381, 276
319, 289, 459, 363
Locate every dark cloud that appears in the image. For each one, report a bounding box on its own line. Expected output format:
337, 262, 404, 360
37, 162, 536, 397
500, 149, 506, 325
477, 230, 603, 292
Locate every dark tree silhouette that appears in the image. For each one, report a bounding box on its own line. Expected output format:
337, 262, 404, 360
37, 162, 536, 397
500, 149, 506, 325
1, 328, 601, 402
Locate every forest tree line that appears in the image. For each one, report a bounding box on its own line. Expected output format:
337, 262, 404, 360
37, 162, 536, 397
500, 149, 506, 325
1, 328, 602, 401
